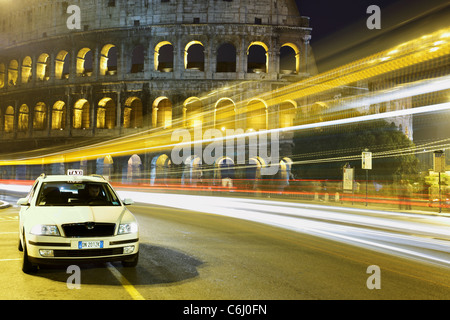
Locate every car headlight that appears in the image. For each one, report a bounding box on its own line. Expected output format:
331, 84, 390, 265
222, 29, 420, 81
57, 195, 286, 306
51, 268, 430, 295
118, 222, 138, 235
30, 224, 61, 236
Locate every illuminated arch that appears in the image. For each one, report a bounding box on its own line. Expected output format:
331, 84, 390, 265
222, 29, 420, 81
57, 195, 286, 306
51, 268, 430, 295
184, 40, 204, 71
4, 106, 14, 133
214, 98, 236, 130
154, 41, 173, 72
21, 56, 32, 84
183, 97, 203, 128
279, 100, 297, 128
97, 97, 116, 129
18, 104, 29, 132
280, 43, 300, 74
77, 48, 93, 76
0, 63, 5, 88
8, 60, 19, 86
150, 154, 172, 185
100, 44, 117, 76
246, 98, 268, 130
247, 41, 269, 73
52, 101, 66, 130
152, 96, 172, 129
73, 99, 90, 129
123, 97, 143, 129
55, 50, 69, 80
33, 102, 47, 131
36, 53, 50, 81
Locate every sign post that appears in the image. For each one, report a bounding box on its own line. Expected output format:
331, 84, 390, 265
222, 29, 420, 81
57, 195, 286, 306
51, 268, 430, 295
362, 150, 372, 206
343, 163, 354, 205
434, 151, 445, 213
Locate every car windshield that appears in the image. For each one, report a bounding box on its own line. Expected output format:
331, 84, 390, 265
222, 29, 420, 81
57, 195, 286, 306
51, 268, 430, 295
36, 181, 121, 206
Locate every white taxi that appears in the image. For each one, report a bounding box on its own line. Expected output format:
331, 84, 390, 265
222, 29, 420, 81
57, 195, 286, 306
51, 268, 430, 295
17, 171, 139, 273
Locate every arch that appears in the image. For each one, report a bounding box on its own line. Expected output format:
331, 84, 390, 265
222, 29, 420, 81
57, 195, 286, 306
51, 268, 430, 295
33, 102, 47, 131
310, 101, 328, 123
280, 43, 300, 74
100, 44, 117, 76
246, 99, 268, 130
123, 97, 143, 129
8, 60, 19, 86
150, 154, 172, 185
154, 41, 173, 72
36, 53, 50, 81
127, 154, 142, 183
181, 155, 202, 185
97, 97, 116, 129
0, 63, 5, 88
73, 99, 90, 129
77, 48, 93, 76
214, 98, 236, 130
152, 96, 172, 129
246, 156, 266, 181
185, 40, 204, 71
279, 157, 293, 184
217, 43, 236, 72
279, 100, 297, 128
96, 154, 114, 180
52, 101, 66, 130
214, 156, 235, 182
18, 104, 29, 132
183, 97, 203, 128
131, 44, 145, 73
21, 56, 33, 84
247, 41, 269, 73
55, 50, 69, 79
4, 106, 14, 133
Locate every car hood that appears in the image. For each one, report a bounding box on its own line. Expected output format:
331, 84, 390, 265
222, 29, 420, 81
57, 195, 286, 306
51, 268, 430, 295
30, 206, 131, 226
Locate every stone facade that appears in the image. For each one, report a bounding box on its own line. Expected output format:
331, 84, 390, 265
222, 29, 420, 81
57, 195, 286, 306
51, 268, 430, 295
0, 0, 314, 183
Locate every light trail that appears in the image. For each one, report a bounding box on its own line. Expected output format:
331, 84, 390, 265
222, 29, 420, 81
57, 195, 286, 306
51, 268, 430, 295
118, 191, 450, 268
0, 27, 448, 166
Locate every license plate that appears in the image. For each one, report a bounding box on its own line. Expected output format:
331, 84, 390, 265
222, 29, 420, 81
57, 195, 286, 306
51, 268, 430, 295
78, 240, 104, 249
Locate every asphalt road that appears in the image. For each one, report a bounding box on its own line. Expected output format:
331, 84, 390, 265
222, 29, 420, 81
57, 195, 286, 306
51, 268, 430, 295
0, 193, 449, 300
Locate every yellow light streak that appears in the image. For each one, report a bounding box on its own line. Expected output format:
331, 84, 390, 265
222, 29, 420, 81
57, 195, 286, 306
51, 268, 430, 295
0, 27, 449, 167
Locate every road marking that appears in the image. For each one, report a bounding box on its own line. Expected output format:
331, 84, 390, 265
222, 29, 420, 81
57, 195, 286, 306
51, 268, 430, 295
106, 263, 145, 300
0, 258, 21, 262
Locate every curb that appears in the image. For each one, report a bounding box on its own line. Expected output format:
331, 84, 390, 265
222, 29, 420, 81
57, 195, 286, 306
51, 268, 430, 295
0, 201, 11, 209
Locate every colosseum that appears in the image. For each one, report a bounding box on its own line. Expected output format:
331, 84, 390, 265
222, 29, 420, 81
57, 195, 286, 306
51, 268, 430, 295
0, 0, 315, 184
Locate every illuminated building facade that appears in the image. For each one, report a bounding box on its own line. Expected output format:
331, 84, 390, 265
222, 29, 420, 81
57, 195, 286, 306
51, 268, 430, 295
0, 0, 314, 182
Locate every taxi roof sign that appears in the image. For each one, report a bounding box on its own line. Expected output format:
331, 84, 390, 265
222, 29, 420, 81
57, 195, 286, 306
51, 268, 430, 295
67, 169, 83, 176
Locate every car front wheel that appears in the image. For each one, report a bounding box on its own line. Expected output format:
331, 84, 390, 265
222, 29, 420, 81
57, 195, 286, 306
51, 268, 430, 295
22, 234, 38, 274
122, 252, 139, 267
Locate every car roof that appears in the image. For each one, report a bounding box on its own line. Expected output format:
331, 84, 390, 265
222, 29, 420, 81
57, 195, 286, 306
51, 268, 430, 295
37, 174, 107, 183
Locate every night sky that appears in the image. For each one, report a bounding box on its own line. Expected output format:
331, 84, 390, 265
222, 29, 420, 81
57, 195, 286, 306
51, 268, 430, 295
295, 0, 449, 71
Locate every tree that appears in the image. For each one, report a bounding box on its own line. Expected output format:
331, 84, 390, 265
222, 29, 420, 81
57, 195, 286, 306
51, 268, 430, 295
292, 119, 419, 181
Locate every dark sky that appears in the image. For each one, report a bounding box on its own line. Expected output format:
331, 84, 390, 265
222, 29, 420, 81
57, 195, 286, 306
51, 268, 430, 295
294, 0, 450, 71
295, 0, 399, 43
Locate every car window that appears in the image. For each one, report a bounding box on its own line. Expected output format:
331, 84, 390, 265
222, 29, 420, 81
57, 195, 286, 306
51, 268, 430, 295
36, 181, 121, 206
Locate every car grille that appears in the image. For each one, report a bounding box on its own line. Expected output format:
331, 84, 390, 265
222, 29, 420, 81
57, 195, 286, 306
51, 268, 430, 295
53, 248, 123, 258
62, 222, 116, 238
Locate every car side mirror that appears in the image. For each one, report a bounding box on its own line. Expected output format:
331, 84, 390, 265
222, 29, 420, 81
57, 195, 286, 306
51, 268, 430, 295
122, 198, 134, 206
17, 198, 30, 206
